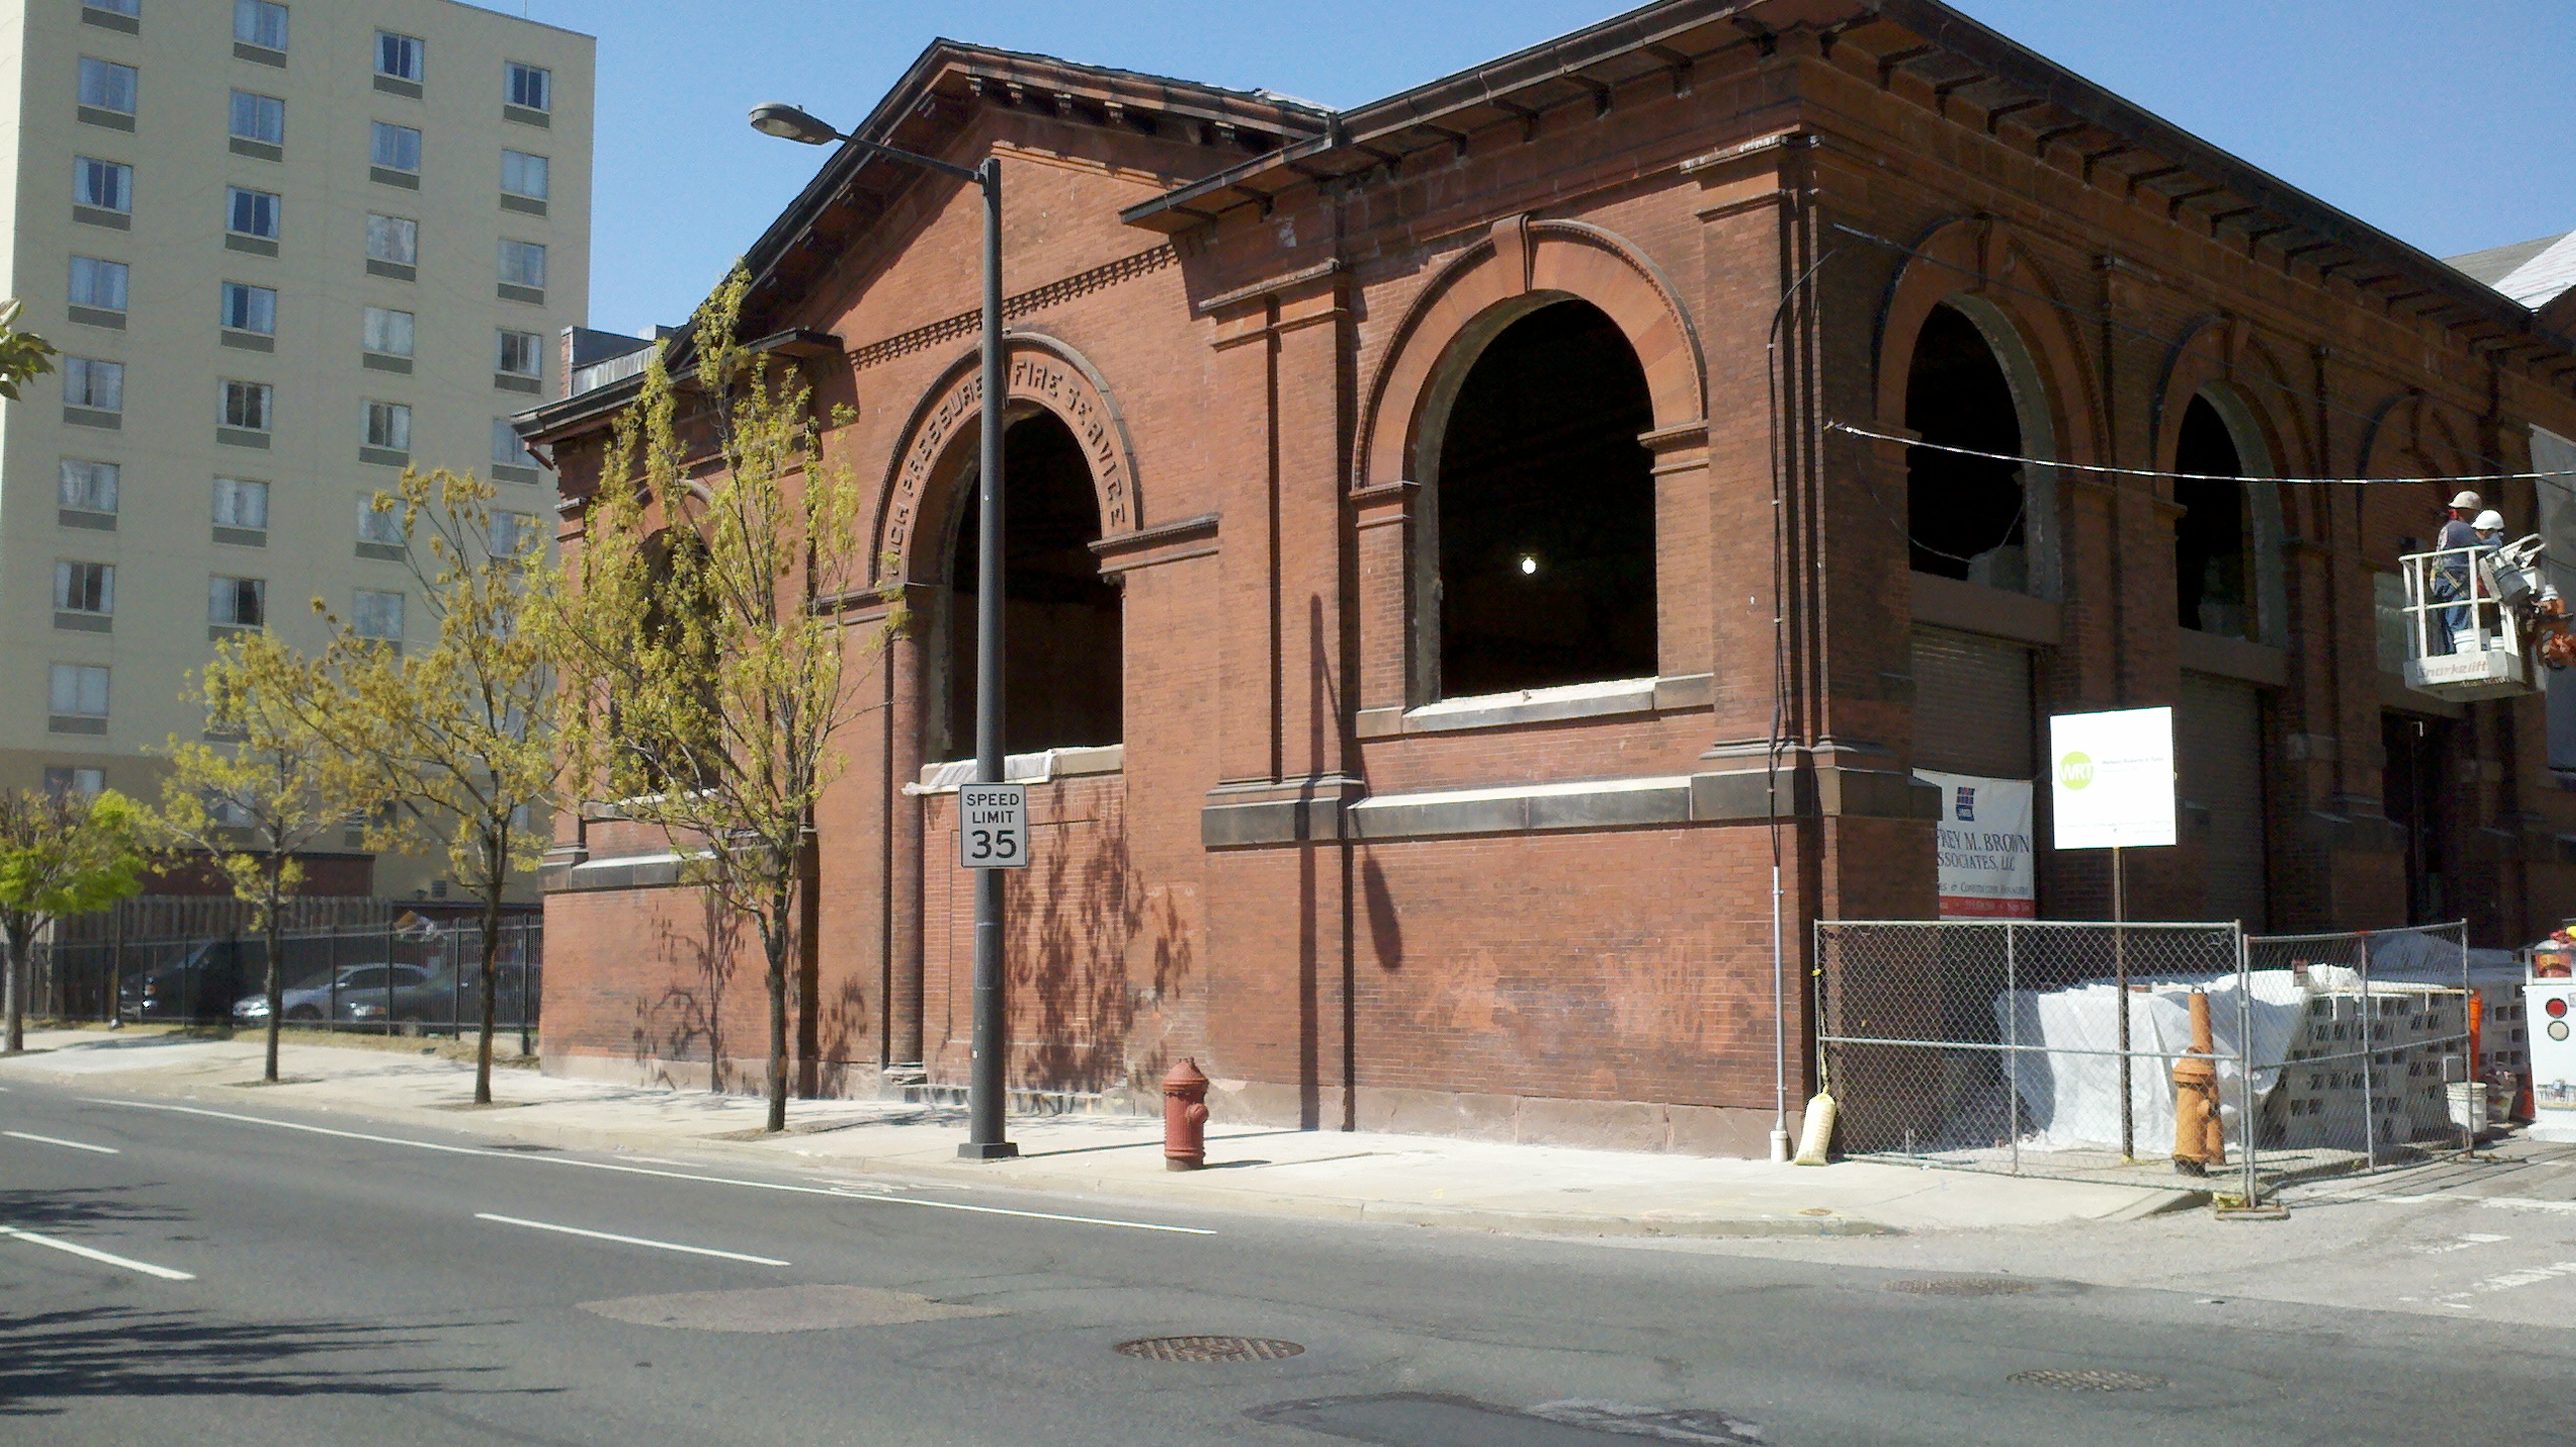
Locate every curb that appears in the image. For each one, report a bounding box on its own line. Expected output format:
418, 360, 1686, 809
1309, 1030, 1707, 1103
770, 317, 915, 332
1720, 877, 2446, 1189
8, 1051, 2196, 1240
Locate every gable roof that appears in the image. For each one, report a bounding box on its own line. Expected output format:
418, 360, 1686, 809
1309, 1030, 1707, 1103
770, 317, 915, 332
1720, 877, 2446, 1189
2451, 232, 2576, 309
1118, 0, 2567, 365
733, 40, 1335, 328
2450, 233, 2570, 289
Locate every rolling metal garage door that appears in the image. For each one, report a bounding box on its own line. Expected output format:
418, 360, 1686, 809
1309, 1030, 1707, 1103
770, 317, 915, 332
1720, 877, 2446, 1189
1910, 626, 2035, 779
2178, 672, 2268, 929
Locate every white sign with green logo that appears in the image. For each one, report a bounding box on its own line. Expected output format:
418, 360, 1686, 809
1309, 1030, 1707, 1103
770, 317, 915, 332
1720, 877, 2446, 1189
2048, 707, 2175, 849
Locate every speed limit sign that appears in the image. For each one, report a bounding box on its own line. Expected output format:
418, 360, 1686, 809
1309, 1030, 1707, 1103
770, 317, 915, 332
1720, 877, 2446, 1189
956, 783, 1029, 870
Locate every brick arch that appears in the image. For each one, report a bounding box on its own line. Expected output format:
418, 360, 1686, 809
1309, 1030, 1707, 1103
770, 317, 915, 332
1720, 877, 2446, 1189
1356, 216, 1705, 487
2149, 317, 2313, 479
1872, 218, 2099, 599
872, 332, 1141, 584
2150, 316, 2295, 647
2359, 390, 2483, 480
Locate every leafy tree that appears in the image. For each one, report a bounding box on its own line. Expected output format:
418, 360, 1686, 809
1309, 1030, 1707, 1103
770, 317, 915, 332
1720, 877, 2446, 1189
156, 635, 346, 1083
302, 469, 562, 1105
0, 297, 57, 401
0, 788, 148, 1052
552, 268, 886, 1132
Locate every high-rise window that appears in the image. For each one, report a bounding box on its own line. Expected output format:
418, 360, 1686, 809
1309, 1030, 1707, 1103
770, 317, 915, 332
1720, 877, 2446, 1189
76, 158, 131, 213
352, 590, 403, 641
371, 121, 421, 173
78, 58, 137, 114
497, 240, 546, 289
376, 31, 424, 82
357, 499, 405, 547
215, 477, 269, 530
65, 358, 124, 411
366, 214, 417, 266
227, 186, 279, 239
221, 281, 276, 335
365, 401, 410, 451
224, 380, 272, 431
229, 89, 285, 145
55, 562, 114, 615
70, 256, 128, 312
87, 0, 139, 16
363, 306, 414, 358
496, 329, 542, 377
60, 460, 120, 514
50, 664, 110, 721
234, 0, 287, 52
491, 418, 538, 470
45, 767, 106, 799
500, 150, 549, 201
489, 510, 539, 559
505, 62, 552, 111
210, 576, 266, 628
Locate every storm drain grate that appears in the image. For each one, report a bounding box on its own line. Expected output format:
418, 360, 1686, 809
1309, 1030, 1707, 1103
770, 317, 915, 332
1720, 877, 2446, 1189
1884, 1277, 2036, 1297
2009, 1368, 2168, 1392
1117, 1335, 1304, 1363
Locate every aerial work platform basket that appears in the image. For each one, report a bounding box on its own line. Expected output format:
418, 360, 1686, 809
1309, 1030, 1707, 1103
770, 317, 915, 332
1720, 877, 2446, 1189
2396, 536, 2558, 702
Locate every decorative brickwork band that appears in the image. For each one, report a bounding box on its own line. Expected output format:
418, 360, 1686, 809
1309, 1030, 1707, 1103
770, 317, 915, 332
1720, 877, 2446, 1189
846, 244, 1177, 372
876, 335, 1141, 578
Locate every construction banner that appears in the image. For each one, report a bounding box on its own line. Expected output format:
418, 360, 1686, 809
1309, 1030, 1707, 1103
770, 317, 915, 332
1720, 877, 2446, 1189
1916, 769, 2036, 918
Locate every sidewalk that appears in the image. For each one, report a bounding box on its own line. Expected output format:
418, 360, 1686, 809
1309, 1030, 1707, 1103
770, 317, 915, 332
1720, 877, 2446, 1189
0, 1027, 2206, 1237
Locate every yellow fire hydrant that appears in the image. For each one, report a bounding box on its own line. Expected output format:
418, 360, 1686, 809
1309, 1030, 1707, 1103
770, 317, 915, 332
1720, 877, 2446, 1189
2171, 989, 2226, 1177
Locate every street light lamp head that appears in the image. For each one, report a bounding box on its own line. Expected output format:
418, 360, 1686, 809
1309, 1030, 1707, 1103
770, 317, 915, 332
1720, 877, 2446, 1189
748, 102, 840, 145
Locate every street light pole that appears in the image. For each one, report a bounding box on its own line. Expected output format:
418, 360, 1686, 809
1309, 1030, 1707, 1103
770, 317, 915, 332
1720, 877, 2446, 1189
962, 154, 1016, 1159
748, 104, 1014, 1159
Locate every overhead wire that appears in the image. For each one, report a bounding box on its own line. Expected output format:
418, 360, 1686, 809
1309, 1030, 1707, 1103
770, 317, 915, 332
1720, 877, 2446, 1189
1830, 222, 2570, 467
1830, 421, 2576, 487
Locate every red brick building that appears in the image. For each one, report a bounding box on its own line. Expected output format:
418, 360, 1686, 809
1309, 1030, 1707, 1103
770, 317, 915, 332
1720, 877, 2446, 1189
522, 0, 2576, 1152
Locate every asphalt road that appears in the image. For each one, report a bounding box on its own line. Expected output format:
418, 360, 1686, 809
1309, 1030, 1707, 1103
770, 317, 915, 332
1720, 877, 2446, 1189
3, 1075, 2571, 1446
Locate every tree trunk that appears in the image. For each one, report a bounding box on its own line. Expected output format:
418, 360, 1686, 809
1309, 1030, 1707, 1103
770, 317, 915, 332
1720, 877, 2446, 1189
262, 875, 283, 1084
2, 921, 25, 1054
764, 879, 791, 1133
475, 884, 502, 1106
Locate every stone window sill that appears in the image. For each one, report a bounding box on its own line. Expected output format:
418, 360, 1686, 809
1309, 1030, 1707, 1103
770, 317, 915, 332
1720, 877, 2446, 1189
908, 744, 1123, 794
1355, 674, 1711, 738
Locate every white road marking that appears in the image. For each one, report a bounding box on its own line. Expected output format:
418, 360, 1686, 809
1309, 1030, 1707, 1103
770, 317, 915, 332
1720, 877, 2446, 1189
2409, 1232, 2509, 1255
0, 1224, 194, 1281
86, 1097, 1216, 1235
474, 1212, 789, 1265
4, 1130, 120, 1155
2329, 1190, 2576, 1214
2470, 1260, 2576, 1294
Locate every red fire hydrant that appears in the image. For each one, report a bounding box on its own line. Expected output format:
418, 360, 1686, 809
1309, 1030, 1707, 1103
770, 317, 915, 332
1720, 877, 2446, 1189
1162, 1057, 1209, 1171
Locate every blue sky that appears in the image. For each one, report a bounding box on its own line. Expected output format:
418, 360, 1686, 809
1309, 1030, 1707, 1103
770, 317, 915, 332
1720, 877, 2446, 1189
473, 2, 2576, 337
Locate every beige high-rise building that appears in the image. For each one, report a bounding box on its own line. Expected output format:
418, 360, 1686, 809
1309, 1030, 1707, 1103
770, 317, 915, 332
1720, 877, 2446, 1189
1, 0, 592, 896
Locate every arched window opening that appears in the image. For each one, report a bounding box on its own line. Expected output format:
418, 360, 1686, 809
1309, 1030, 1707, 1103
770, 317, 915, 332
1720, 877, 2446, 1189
2174, 395, 2252, 638
940, 409, 1121, 757
1906, 303, 2028, 590
1433, 298, 1657, 699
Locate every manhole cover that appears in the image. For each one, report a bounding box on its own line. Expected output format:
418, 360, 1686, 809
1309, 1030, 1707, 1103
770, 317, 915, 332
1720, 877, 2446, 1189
1884, 1277, 2037, 1296
2009, 1368, 2168, 1391
1117, 1335, 1304, 1363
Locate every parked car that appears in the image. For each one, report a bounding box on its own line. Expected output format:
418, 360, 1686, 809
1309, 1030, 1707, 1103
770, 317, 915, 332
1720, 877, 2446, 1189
388, 963, 538, 1030
119, 940, 246, 1024
233, 963, 432, 1026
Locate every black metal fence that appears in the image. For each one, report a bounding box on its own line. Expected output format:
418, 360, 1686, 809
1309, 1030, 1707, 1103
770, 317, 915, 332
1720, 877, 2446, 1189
32, 904, 542, 1043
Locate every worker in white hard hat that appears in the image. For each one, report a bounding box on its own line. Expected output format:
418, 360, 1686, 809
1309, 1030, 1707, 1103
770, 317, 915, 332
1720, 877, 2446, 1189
2475, 509, 2507, 544
2432, 491, 2485, 651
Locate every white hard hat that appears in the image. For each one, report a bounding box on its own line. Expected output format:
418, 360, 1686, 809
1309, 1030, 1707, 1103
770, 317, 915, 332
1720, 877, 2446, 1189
2475, 510, 2504, 532
2451, 491, 2484, 510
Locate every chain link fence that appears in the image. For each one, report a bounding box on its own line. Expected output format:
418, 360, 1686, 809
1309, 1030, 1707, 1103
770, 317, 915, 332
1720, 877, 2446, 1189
32, 907, 542, 1045
1816, 917, 2497, 1198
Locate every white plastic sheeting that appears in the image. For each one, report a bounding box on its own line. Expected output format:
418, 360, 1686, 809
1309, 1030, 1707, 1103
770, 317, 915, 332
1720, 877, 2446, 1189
1995, 971, 2308, 1153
